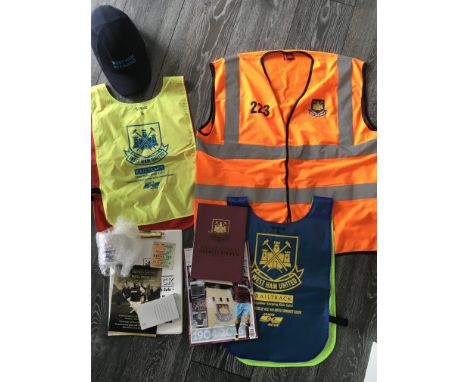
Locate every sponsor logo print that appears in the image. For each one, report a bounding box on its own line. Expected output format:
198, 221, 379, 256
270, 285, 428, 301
143, 181, 160, 189
259, 313, 284, 327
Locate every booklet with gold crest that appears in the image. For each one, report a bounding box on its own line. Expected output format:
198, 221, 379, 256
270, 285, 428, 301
191, 204, 247, 282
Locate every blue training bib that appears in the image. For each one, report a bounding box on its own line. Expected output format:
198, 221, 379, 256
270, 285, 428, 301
225, 196, 333, 363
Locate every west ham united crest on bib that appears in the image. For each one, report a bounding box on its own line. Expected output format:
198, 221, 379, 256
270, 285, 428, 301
124, 122, 169, 165
252, 233, 303, 293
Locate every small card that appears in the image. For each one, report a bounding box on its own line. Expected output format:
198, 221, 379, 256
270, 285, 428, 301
151, 242, 175, 269
136, 293, 180, 330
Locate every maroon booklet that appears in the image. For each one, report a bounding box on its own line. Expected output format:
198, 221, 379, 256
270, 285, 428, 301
191, 204, 247, 282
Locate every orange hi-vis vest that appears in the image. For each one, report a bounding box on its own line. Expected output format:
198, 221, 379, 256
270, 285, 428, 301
195, 50, 377, 254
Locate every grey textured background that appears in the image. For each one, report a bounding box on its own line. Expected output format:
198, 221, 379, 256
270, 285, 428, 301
91, 1, 377, 381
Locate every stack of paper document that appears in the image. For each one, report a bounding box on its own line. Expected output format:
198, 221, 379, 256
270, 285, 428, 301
108, 230, 183, 336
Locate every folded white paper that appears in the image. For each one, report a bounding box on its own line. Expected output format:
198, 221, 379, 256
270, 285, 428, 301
136, 293, 180, 330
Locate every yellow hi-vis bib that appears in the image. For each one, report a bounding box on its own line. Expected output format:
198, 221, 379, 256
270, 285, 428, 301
91, 77, 195, 227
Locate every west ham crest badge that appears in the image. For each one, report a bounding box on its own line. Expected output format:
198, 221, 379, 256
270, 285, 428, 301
309, 99, 327, 117
124, 122, 168, 165
208, 219, 231, 240
215, 304, 233, 322
252, 233, 304, 292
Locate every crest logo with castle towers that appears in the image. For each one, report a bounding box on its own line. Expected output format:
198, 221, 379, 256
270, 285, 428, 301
260, 240, 292, 272
252, 233, 304, 292
208, 219, 231, 239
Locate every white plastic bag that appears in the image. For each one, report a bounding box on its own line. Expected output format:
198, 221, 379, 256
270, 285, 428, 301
96, 217, 143, 277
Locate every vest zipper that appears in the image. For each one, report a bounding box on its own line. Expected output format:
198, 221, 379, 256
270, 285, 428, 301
259, 51, 314, 223
284, 57, 314, 222
285, 121, 292, 222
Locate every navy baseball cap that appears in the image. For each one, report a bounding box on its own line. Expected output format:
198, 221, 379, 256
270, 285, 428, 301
91, 5, 151, 96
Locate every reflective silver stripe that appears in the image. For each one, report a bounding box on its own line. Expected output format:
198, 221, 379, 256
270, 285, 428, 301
337, 56, 353, 146
224, 56, 240, 143
289, 140, 376, 159
196, 185, 286, 203
195, 183, 376, 203
289, 183, 377, 203
196, 139, 376, 160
